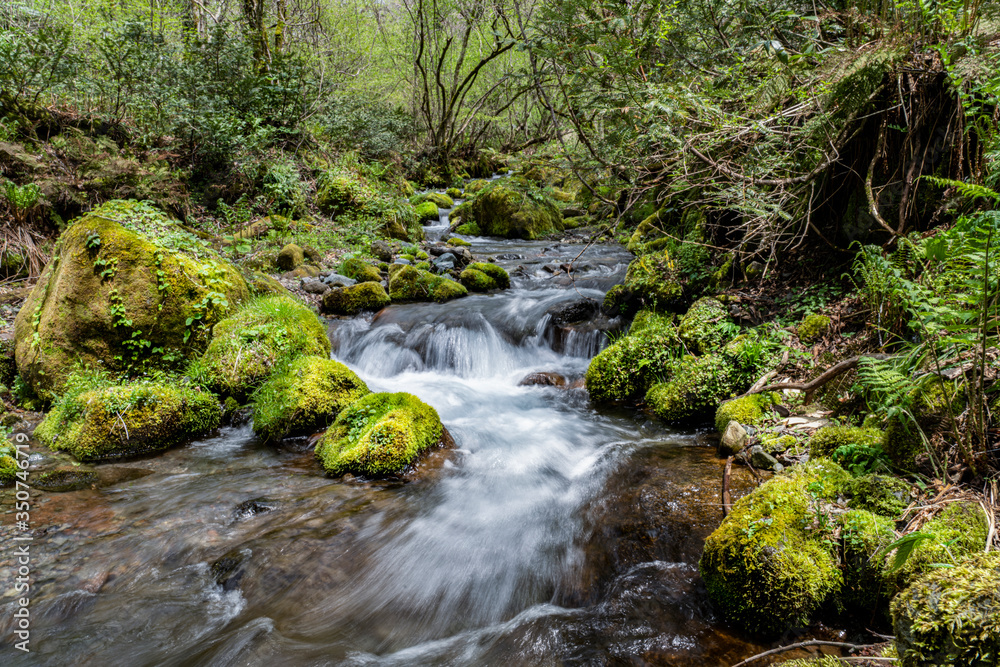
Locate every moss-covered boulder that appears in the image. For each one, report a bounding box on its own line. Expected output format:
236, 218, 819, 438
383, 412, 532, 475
645, 354, 742, 423
13, 200, 250, 397
191, 295, 330, 399
277, 243, 304, 271
340, 257, 382, 283
699, 459, 850, 635
460, 180, 563, 239
388, 266, 467, 303
464, 179, 490, 195
585, 310, 680, 404
322, 282, 391, 316
677, 297, 730, 354
846, 473, 911, 517
413, 201, 440, 224
810, 425, 885, 458
459, 262, 510, 292
890, 501, 990, 589
251, 356, 370, 443
445, 187, 462, 199
838, 509, 898, 618
714, 393, 777, 433
412, 192, 454, 209
0, 440, 21, 485
891, 552, 1000, 667
798, 313, 831, 343
454, 222, 481, 236
622, 251, 684, 311
884, 377, 959, 471
34, 378, 221, 461
315, 392, 444, 476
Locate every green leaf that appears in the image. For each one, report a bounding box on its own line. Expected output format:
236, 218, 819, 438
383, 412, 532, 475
880, 532, 936, 573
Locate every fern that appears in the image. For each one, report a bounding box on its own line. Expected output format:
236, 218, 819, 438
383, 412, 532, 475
923, 175, 1000, 203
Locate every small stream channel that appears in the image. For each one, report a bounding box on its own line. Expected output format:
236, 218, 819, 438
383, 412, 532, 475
1, 194, 769, 665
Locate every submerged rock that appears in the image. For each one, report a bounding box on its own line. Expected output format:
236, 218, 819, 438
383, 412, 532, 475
13, 200, 250, 396
518, 372, 567, 387
315, 392, 444, 477
252, 355, 369, 443
35, 380, 221, 461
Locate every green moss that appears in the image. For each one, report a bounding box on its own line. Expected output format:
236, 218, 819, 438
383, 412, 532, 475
445, 188, 462, 199
315, 392, 443, 476
892, 502, 990, 589
760, 432, 802, 455
446, 237, 470, 247
277, 244, 304, 271
459, 262, 510, 292
623, 252, 683, 310
775, 658, 844, 667
798, 313, 831, 343
455, 222, 481, 235
0, 439, 20, 485
412, 201, 439, 223
192, 295, 330, 399
677, 297, 731, 354
645, 354, 742, 423
838, 509, 897, 616
252, 355, 369, 443
714, 393, 777, 432
699, 459, 850, 635
810, 426, 886, 457
459, 180, 563, 239
892, 552, 1000, 667
13, 201, 250, 397
36, 378, 221, 461
322, 282, 391, 316
412, 192, 454, 208
602, 284, 636, 317
585, 317, 681, 404
847, 473, 911, 517
340, 257, 382, 283
388, 266, 467, 303
464, 179, 489, 195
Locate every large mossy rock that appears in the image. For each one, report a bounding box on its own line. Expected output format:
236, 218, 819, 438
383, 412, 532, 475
192, 295, 330, 399
315, 392, 444, 476
13, 200, 250, 397
585, 310, 679, 404
252, 355, 369, 443
714, 393, 777, 433
699, 459, 850, 635
34, 378, 221, 461
621, 251, 684, 311
412, 192, 454, 209
388, 265, 467, 302
340, 257, 382, 283
322, 282, 391, 316
459, 262, 510, 292
460, 180, 563, 239
645, 354, 743, 423
677, 297, 731, 354
0, 440, 20, 486
891, 552, 1000, 667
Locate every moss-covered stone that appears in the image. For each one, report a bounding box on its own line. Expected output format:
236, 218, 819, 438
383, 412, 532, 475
715, 393, 777, 433
276, 244, 304, 271
460, 180, 563, 239
445, 187, 462, 199
891, 501, 989, 589
0, 339, 16, 387
892, 552, 1000, 667
0, 440, 21, 485
838, 509, 897, 615
388, 265, 467, 303
192, 295, 330, 399
13, 200, 250, 397
412, 192, 454, 208
32, 468, 100, 492
252, 355, 369, 443
678, 297, 731, 354
585, 312, 680, 403
446, 237, 470, 247
413, 201, 440, 224
35, 379, 220, 461
322, 282, 391, 316
846, 473, 911, 517
623, 252, 684, 311
798, 313, 831, 343
340, 257, 382, 283
645, 354, 742, 423
454, 222, 481, 235
810, 425, 886, 457
699, 459, 850, 635
315, 392, 443, 476
464, 179, 490, 195
459, 262, 510, 292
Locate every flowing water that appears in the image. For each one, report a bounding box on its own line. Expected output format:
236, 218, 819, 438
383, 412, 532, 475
1, 213, 768, 665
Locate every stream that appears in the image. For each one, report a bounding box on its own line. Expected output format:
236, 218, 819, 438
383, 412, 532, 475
1, 209, 768, 665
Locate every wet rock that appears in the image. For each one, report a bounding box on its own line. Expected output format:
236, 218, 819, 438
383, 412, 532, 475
234, 498, 278, 520
393, 258, 412, 266
494, 253, 523, 260
301, 277, 328, 294
211, 548, 252, 591
33, 468, 100, 492
322, 272, 356, 287
432, 253, 457, 272
562, 206, 586, 218
719, 421, 748, 456
372, 240, 394, 263
518, 372, 567, 387
748, 445, 782, 472
547, 298, 601, 326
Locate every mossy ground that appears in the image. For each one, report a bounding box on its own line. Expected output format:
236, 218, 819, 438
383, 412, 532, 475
315, 392, 443, 476
252, 355, 369, 442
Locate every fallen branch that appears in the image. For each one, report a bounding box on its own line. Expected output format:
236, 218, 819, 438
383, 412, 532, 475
731, 640, 872, 667
739, 354, 892, 400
